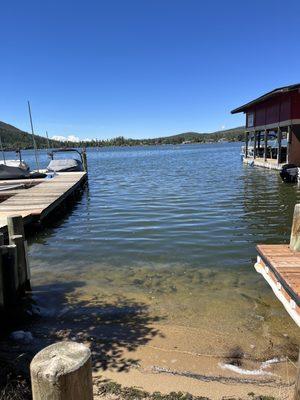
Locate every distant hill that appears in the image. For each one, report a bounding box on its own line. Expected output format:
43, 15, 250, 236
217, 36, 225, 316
0, 120, 245, 149
0, 121, 65, 150
145, 126, 245, 145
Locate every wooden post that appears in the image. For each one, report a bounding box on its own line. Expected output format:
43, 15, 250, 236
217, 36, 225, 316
253, 131, 257, 159
30, 341, 93, 400
10, 235, 27, 292
7, 215, 30, 291
295, 349, 300, 400
257, 131, 261, 153
287, 125, 291, 164
0, 245, 18, 307
82, 148, 88, 172
290, 204, 300, 251
245, 132, 249, 158
277, 126, 282, 165
7, 215, 25, 238
264, 129, 268, 161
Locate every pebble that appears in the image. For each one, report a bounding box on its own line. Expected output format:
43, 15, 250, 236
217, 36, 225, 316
10, 330, 33, 344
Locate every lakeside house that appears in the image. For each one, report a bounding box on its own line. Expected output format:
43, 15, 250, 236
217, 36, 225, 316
231, 83, 300, 169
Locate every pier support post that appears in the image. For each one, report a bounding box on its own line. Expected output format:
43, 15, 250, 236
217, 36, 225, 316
295, 350, 300, 400
7, 215, 30, 291
0, 245, 18, 307
290, 204, 300, 251
7, 215, 25, 238
245, 132, 249, 158
277, 127, 282, 165
30, 341, 93, 400
10, 235, 28, 292
264, 129, 268, 161
253, 131, 257, 159
287, 125, 291, 164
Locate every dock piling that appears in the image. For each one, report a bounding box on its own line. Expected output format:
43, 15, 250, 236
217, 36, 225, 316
30, 341, 93, 400
7, 215, 30, 292
7, 215, 25, 238
10, 234, 28, 291
0, 244, 18, 307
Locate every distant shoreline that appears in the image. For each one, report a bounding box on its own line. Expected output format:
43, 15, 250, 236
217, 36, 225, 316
0, 120, 245, 151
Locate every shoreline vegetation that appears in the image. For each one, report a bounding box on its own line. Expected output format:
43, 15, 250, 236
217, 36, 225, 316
0, 121, 245, 150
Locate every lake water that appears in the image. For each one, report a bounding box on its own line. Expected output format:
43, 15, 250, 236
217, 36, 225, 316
14, 143, 300, 388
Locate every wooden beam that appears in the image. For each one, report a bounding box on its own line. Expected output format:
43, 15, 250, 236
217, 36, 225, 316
245, 132, 249, 158
287, 125, 291, 164
277, 126, 282, 165
264, 129, 268, 161
253, 131, 257, 159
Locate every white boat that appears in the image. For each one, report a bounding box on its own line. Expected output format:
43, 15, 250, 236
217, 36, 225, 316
47, 149, 84, 172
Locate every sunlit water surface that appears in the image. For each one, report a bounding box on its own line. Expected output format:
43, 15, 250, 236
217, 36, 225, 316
16, 143, 300, 365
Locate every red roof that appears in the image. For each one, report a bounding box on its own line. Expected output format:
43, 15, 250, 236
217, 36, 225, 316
231, 83, 300, 114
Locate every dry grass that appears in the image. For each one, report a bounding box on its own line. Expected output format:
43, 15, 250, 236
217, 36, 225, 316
0, 355, 31, 400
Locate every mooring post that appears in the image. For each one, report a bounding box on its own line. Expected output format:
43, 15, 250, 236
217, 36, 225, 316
30, 341, 93, 400
82, 148, 88, 172
7, 215, 25, 238
295, 349, 300, 400
10, 235, 27, 292
7, 215, 31, 291
0, 245, 18, 307
290, 204, 300, 251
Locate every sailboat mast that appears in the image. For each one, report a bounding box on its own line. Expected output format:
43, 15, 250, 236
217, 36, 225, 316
46, 131, 51, 149
27, 100, 40, 172
0, 136, 6, 165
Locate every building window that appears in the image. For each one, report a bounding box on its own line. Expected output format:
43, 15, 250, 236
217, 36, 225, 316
247, 112, 254, 127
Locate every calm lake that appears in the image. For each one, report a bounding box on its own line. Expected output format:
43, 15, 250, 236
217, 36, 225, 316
14, 143, 300, 384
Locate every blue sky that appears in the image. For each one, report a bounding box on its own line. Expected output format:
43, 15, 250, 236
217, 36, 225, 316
1, 1, 300, 140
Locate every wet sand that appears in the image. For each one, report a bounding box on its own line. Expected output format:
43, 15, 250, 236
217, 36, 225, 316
17, 262, 299, 399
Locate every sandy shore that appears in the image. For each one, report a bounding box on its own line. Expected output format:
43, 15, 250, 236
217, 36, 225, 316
91, 324, 296, 400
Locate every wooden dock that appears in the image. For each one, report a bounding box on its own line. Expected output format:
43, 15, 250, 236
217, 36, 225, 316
255, 244, 300, 326
254, 204, 300, 327
243, 157, 284, 170
0, 171, 87, 231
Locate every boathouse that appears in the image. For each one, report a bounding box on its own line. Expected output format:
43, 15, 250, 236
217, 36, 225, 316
231, 83, 300, 169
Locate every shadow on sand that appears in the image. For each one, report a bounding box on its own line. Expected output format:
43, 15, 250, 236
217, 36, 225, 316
12, 280, 164, 374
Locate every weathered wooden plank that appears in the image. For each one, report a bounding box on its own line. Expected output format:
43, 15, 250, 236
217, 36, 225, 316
0, 172, 86, 231
257, 244, 300, 305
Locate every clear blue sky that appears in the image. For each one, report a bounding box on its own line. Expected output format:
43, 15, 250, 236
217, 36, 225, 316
1, 0, 300, 140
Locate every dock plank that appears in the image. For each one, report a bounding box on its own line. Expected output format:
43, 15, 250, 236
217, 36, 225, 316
0, 172, 87, 230
257, 244, 300, 301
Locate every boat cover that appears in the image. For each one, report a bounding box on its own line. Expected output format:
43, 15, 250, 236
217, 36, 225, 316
47, 158, 83, 172
0, 160, 30, 171
0, 165, 30, 180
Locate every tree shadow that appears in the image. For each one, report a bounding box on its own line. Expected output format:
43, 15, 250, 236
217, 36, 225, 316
25, 280, 164, 373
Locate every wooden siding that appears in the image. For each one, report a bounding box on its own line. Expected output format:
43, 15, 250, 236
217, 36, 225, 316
246, 91, 300, 128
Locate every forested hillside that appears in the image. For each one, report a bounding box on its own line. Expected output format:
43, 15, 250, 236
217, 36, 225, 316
0, 121, 64, 149
0, 120, 245, 149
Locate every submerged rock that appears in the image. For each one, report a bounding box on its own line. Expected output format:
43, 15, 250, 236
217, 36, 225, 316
10, 330, 34, 344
